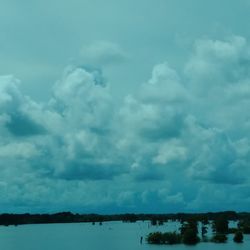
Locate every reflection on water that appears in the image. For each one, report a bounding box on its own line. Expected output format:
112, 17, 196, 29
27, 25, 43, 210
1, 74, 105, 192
0, 221, 249, 250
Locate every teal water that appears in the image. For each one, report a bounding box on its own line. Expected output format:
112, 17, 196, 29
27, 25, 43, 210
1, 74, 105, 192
0, 221, 249, 250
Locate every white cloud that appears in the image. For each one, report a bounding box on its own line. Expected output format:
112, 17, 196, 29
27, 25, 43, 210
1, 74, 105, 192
0, 75, 22, 108
0, 142, 39, 159
80, 41, 128, 66
140, 62, 188, 104
153, 139, 187, 165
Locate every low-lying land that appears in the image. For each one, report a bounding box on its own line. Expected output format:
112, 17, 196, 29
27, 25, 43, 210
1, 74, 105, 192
0, 211, 250, 228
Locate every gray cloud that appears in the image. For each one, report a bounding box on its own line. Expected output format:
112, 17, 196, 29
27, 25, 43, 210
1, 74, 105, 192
0, 75, 46, 137
6, 112, 46, 136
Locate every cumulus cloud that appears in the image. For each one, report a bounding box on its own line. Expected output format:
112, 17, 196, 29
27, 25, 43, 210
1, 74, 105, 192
1, 35, 250, 212
0, 75, 46, 137
153, 139, 187, 165
80, 41, 128, 66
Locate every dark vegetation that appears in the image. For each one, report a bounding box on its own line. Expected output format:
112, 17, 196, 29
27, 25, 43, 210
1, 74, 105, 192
180, 219, 200, 245
233, 231, 243, 243
147, 219, 200, 245
211, 233, 228, 243
147, 232, 182, 245
212, 217, 229, 233
0, 210, 250, 235
146, 211, 249, 246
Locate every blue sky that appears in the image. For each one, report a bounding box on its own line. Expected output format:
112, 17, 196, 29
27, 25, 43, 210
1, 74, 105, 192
1, 0, 250, 213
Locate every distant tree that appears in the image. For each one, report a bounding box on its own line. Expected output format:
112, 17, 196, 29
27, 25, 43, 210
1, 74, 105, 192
233, 231, 243, 243
180, 218, 198, 235
201, 225, 208, 237
211, 233, 228, 243
238, 220, 250, 234
162, 232, 182, 244
151, 218, 157, 226
202, 217, 209, 225
147, 232, 162, 244
182, 228, 200, 245
158, 220, 164, 225
121, 213, 137, 223
243, 226, 250, 234
147, 232, 182, 245
213, 217, 229, 234
228, 228, 238, 234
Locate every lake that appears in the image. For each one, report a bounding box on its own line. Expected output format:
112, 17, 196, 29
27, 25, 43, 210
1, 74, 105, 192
0, 221, 249, 250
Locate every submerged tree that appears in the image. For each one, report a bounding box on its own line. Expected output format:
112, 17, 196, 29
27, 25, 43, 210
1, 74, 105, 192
182, 229, 200, 245
150, 218, 157, 226
238, 220, 250, 234
162, 232, 182, 244
211, 233, 228, 243
147, 232, 162, 244
179, 218, 200, 245
213, 217, 229, 234
147, 232, 182, 245
233, 231, 243, 243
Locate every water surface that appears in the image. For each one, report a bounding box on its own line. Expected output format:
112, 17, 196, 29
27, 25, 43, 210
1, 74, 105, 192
0, 221, 249, 250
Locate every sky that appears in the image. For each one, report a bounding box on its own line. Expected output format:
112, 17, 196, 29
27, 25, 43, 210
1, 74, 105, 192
1, 0, 250, 213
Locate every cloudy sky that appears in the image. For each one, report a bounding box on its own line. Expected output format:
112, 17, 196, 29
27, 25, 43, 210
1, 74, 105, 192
1, 0, 250, 213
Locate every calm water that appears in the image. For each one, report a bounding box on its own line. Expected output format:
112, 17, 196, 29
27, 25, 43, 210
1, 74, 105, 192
0, 221, 249, 250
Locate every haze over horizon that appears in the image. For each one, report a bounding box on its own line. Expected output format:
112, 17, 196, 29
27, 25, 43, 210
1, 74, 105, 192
1, 0, 250, 213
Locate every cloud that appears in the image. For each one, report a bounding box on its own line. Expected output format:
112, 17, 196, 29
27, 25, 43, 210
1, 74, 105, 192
118, 63, 187, 144
153, 139, 187, 165
141, 62, 188, 104
0, 142, 39, 159
1, 35, 250, 212
0, 75, 46, 136
80, 41, 128, 66
187, 128, 247, 185
6, 112, 46, 136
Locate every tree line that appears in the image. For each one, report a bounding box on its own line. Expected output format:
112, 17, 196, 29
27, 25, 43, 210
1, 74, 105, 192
0, 211, 249, 227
